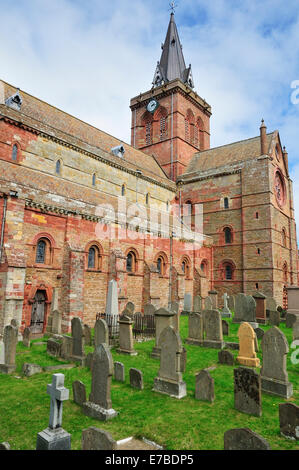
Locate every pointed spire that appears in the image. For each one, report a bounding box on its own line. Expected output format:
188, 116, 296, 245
152, 13, 194, 89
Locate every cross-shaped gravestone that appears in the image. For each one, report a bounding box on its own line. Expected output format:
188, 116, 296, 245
47, 374, 69, 429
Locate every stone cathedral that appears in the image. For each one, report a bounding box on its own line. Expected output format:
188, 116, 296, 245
0, 13, 297, 335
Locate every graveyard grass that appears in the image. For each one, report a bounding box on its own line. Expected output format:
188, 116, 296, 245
0, 318, 298, 450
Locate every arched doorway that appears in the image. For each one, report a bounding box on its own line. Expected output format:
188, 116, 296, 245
30, 290, 46, 334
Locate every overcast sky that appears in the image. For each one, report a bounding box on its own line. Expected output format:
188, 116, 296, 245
1, 0, 299, 220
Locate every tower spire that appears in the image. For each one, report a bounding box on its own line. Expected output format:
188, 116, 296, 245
152, 12, 194, 89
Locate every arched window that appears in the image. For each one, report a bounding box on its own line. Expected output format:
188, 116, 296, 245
12, 144, 18, 161
185, 110, 195, 144
195, 117, 204, 149
224, 197, 229, 209
181, 257, 191, 278
56, 160, 61, 175
282, 228, 287, 247
86, 244, 102, 270
126, 251, 137, 273
283, 262, 288, 283
156, 253, 167, 276
92, 173, 96, 187
146, 193, 150, 205
35, 238, 52, 265
224, 264, 233, 280
224, 227, 232, 244
200, 260, 208, 276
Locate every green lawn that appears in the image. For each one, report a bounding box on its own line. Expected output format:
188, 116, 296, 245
0, 317, 298, 450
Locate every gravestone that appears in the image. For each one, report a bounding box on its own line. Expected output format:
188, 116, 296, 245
202, 309, 224, 349
118, 315, 137, 356
293, 319, 299, 341
255, 327, 264, 340
237, 322, 260, 367
286, 286, 299, 315
36, 373, 71, 450
94, 318, 109, 347
193, 295, 202, 313
222, 320, 229, 336
195, 369, 215, 402
253, 292, 267, 324
82, 427, 117, 450
234, 367, 262, 417
269, 310, 280, 326
218, 349, 234, 366
114, 362, 125, 382
71, 317, 85, 365
129, 368, 144, 390
85, 352, 94, 371
180, 347, 187, 373
153, 326, 186, 399
181, 293, 192, 316
285, 313, 298, 329
208, 290, 218, 309
125, 302, 135, 317
0, 324, 18, 374
60, 335, 73, 361
204, 296, 212, 310
23, 327, 31, 348
84, 325, 92, 346
83, 344, 118, 421
72, 380, 86, 406
279, 403, 299, 440
106, 280, 119, 316
224, 428, 271, 450
47, 335, 63, 357
221, 293, 232, 318
227, 294, 235, 312
52, 310, 62, 335
261, 327, 293, 398
151, 308, 175, 359
144, 304, 156, 316
22, 363, 43, 377
233, 294, 258, 328
185, 313, 203, 346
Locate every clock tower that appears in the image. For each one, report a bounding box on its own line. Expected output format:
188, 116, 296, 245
130, 12, 212, 181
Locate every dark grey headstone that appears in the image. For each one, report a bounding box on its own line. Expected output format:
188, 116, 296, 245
114, 362, 125, 382
218, 349, 234, 366
269, 310, 280, 326
71, 317, 85, 362
286, 313, 298, 329
23, 327, 31, 348
85, 352, 94, 370
255, 327, 264, 340
72, 380, 86, 406
234, 367, 262, 417
84, 325, 92, 346
224, 428, 271, 450
279, 403, 299, 440
180, 347, 187, 373
222, 320, 229, 336
47, 336, 63, 358
82, 427, 117, 450
129, 368, 144, 390
195, 369, 215, 402
186, 313, 203, 345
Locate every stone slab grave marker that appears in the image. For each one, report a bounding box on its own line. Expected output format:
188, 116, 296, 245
72, 380, 86, 406
222, 320, 229, 336
47, 334, 63, 358
94, 318, 109, 347
22, 363, 43, 377
46, 288, 59, 334
279, 403, 299, 441
129, 368, 144, 390
153, 326, 186, 399
227, 294, 235, 312
71, 317, 85, 365
151, 308, 175, 358
144, 303, 156, 316
233, 293, 258, 328
234, 367, 262, 417
114, 361, 125, 382
193, 295, 202, 313
0, 339, 4, 365
208, 290, 218, 309
22, 327, 31, 348
0, 324, 18, 374
253, 292, 267, 324
286, 286, 299, 315
83, 343, 118, 421
218, 349, 234, 366
52, 310, 62, 335
195, 369, 215, 402
106, 279, 119, 316
293, 318, 299, 341
261, 327, 293, 398
224, 428, 271, 450
269, 309, 280, 327
60, 335, 73, 361
202, 309, 224, 349
84, 324, 92, 346
185, 313, 203, 346
125, 302, 135, 318
237, 322, 260, 367
286, 312, 298, 329
204, 296, 212, 310
221, 293, 232, 318
36, 373, 71, 450
169, 301, 180, 332
181, 293, 192, 315
118, 315, 137, 356
82, 427, 117, 450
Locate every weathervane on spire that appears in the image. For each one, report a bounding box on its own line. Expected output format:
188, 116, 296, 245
169, 2, 178, 14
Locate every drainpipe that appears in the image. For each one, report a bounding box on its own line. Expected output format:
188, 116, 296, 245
0, 194, 8, 263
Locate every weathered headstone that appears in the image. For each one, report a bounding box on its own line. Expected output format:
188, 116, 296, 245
0, 340, 4, 364
118, 315, 137, 356
234, 367, 262, 417
261, 327, 293, 398
22, 363, 43, 377
144, 304, 156, 316
222, 320, 229, 336
84, 325, 92, 346
85, 352, 94, 371
106, 280, 119, 316
286, 286, 299, 315
285, 312, 298, 329
269, 310, 280, 326
0, 324, 18, 374
195, 369, 215, 402
193, 295, 202, 313
237, 322, 260, 367
151, 308, 175, 359
253, 292, 267, 324
125, 302, 135, 317
129, 368, 144, 390
36, 373, 71, 450
204, 296, 212, 310
181, 293, 192, 316
94, 318, 109, 347
114, 361, 125, 382
83, 344, 118, 421
82, 427, 117, 450
202, 309, 224, 349
72, 380, 86, 406
221, 293, 232, 318
279, 403, 299, 441
208, 290, 218, 309
47, 334, 63, 358
60, 335, 73, 361
52, 310, 62, 335
293, 319, 299, 341
218, 349, 234, 366
22, 327, 31, 348
255, 327, 264, 340
185, 313, 203, 346
71, 317, 85, 365
227, 294, 235, 312
224, 428, 271, 450
233, 294, 258, 328
180, 347, 187, 373
153, 326, 186, 399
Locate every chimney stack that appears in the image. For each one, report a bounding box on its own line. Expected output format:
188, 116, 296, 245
260, 119, 267, 155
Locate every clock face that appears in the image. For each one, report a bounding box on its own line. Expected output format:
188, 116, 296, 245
147, 99, 159, 113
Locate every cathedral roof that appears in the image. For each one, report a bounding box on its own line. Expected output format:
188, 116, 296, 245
182, 133, 275, 177
152, 13, 194, 89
